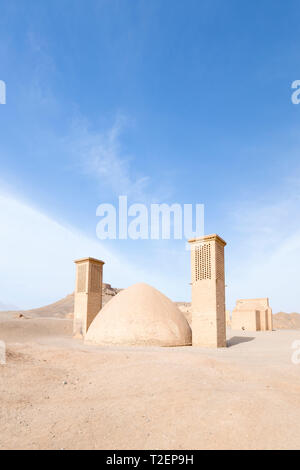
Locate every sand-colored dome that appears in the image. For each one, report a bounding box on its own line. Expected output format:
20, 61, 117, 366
85, 283, 192, 347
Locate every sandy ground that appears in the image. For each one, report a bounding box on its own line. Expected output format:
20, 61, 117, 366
1, 313, 300, 450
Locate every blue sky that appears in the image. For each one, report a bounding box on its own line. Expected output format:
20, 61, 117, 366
1, 0, 300, 311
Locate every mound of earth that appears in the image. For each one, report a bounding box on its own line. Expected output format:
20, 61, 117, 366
273, 312, 300, 330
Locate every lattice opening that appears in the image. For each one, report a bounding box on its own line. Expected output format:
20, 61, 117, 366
194, 243, 211, 281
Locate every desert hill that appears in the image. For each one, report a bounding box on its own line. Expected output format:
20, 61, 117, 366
1, 289, 300, 330
273, 312, 300, 330
0, 301, 18, 310
0, 283, 121, 319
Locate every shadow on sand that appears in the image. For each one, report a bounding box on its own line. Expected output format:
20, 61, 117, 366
227, 336, 255, 347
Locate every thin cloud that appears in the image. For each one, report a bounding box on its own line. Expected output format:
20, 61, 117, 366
69, 115, 150, 200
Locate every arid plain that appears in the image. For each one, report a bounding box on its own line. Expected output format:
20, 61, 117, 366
1, 288, 300, 450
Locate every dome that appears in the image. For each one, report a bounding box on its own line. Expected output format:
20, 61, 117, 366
85, 283, 192, 347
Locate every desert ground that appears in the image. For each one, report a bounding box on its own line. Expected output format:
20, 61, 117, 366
1, 289, 300, 450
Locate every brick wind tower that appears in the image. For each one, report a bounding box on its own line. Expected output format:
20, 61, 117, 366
73, 257, 104, 338
188, 234, 227, 348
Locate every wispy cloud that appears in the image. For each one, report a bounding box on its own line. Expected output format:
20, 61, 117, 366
68, 114, 151, 200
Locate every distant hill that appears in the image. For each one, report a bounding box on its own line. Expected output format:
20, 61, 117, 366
0, 283, 121, 319
0, 301, 18, 311
2, 289, 300, 330
273, 312, 300, 330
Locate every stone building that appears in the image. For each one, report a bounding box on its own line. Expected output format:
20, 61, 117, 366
231, 298, 273, 331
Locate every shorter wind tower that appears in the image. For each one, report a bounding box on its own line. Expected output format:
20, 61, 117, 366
188, 234, 227, 348
73, 257, 104, 338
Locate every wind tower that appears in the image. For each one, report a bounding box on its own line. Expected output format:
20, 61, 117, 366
188, 234, 227, 347
73, 257, 104, 337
